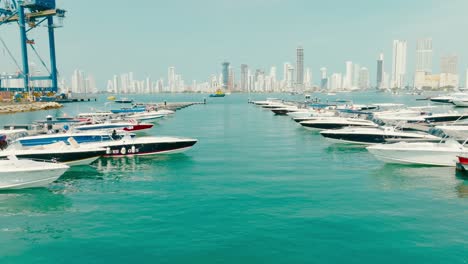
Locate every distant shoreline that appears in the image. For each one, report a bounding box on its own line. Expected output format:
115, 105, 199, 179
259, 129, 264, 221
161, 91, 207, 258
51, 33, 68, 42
0, 102, 63, 114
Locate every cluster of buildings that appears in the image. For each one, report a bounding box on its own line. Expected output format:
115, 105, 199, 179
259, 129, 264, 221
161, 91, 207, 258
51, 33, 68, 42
376, 38, 461, 90
321, 63, 370, 91
68, 70, 97, 94
64, 38, 466, 94
105, 72, 163, 94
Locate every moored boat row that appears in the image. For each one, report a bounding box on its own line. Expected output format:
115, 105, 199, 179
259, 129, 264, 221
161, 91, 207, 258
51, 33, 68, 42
251, 96, 468, 168
0, 102, 199, 190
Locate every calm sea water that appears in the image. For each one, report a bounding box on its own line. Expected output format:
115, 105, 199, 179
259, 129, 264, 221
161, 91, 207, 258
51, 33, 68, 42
0, 92, 467, 263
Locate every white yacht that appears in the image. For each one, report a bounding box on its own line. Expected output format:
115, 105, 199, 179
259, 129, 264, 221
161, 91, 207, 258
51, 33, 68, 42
366, 140, 467, 166
320, 126, 441, 145
452, 98, 468, 107
0, 156, 69, 190
299, 117, 378, 130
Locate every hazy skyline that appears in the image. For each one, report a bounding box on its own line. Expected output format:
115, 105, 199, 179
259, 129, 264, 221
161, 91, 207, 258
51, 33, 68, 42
0, 0, 468, 88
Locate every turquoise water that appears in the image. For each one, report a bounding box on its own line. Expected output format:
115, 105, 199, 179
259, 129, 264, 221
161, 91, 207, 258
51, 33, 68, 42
0, 93, 468, 263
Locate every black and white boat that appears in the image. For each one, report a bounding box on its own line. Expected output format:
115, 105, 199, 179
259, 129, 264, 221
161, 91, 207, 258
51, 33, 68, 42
271, 106, 300, 115
1, 140, 107, 166
90, 136, 198, 157
320, 126, 441, 145
422, 113, 468, 124
299, 117, 378, 130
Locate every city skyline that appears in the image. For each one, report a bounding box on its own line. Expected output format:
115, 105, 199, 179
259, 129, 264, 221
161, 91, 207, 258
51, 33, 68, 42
0, 1, 468, 90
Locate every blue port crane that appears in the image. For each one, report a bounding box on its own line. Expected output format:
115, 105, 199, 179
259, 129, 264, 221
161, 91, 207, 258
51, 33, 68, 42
0, 0, 65, 94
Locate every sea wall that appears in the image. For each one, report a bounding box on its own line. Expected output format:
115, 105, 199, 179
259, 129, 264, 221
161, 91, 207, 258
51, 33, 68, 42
0, 102, 63, 114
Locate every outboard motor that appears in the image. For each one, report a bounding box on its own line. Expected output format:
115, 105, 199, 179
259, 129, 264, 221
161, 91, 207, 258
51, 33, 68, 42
0, 135, 7, 150
46, 115, 53, 131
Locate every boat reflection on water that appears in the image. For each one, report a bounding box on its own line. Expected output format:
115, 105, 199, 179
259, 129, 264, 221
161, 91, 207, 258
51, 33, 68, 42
371, 164, 468, 198
94, 154, 194, 175
455, 170, 468, 198
0, 188, 71, 214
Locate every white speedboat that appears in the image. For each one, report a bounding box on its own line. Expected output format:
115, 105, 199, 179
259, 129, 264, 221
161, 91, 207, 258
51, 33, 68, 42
299, 117, 378, 130
0, 156, 69, 190
430, 93, 468, 104
125, 111, 165, 122
320, 127, 441, 145
1, 140, 106, 166
252, 98, 282, 106
452, 98, 468, 107
289, 109, 337, 122
261, 103, 286, 109
366, 140, 467, 166
271, 106, 300, 115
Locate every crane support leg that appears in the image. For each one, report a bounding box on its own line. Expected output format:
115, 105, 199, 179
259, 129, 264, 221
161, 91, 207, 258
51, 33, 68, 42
17, 4, 30, 93
48, 16, 58, 93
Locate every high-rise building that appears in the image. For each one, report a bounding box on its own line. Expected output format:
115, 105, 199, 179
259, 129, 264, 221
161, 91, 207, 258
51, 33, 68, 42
222, 62, 230, 89
344, 61, 353, 89
320, 67, 328, 89
228, 66, 234, 91
466, 69, 468, 88
240, 64, 248, 92
415, 38, 433, 74
376, 53, 384, 89
358, 67, 370, 89
353, 63, 360, 88
168, 67, 176, 92
304, 68, 311, 87
330, 73, 342, 90
296, 46, 304, 86
287, 66, 294, 89
440, 55, 458, 74
282, 63, 294, 89
391, 40, 407, 88
440, 55, 459, 89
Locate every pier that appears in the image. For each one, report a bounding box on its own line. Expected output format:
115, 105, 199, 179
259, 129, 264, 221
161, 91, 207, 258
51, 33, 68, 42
135, 101, 206, 111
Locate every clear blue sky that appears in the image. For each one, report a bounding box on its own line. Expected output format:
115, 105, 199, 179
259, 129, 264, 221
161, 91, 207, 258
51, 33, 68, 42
1, 0, 468, 88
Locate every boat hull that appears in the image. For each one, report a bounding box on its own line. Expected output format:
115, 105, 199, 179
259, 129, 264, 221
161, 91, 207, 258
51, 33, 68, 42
320, 130, 440, 145
92, 137, 198, 157
0, 160, 68, 190
367, 145, 464, 166
0, 149, 106, 166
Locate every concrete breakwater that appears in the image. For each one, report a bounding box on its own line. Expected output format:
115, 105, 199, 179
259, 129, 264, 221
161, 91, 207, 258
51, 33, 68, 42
0, 102, 63, 114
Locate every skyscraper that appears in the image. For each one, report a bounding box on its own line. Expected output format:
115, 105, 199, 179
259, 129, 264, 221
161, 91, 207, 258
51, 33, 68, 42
222, 62, 230, 89
440, 55, 459, 89
391, 40, 407, 89
320, 67, 328, 89
415, 38, 433, 74
287, 66, 294, 89
304, 68, 311, 87
358, 67, 370, 89
353, 63, 360, 89
240, 64, 248, 92
466, 69, 468, 88
344, 61, 353, 89
228, 66, 234, 91
296, 46, 304, 87
440, 55, 458, 74
330, 73, 342, 90
168, 67, 176, 92
376, 53, 384, 89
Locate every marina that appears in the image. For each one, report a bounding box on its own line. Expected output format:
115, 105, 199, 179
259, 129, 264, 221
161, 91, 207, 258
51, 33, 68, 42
0, 92, 468, 263
1, 0, 468, 262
